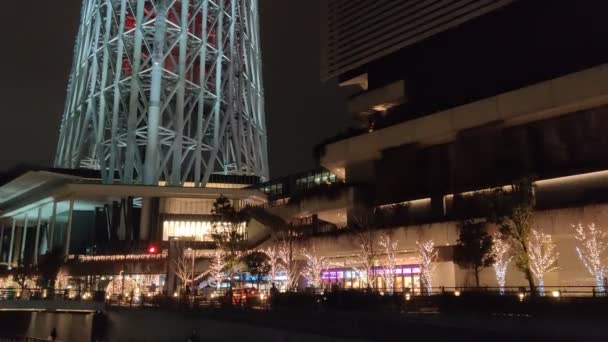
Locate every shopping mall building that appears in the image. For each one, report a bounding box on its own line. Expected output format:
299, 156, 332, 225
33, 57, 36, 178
2, 1, 608, 296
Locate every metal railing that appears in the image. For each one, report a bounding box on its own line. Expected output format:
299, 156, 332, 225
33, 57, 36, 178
0, 337, 56, 342
0, 288, 105, 302
306, 285, 606, 297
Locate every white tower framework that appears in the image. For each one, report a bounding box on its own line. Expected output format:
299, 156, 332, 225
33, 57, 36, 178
56, 0, 268, 186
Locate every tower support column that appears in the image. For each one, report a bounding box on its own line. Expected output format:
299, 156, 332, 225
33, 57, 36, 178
8, 219, 16, 270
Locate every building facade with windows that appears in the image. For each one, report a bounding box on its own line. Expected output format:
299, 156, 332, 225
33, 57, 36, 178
3, 1, 608, 298
277, 0, 608, 293
0, 167, 268, 295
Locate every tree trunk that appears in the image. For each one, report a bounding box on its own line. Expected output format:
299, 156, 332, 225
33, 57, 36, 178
474, 267, 480, 287
520, 238, 536, 296
525, 268, 536, 296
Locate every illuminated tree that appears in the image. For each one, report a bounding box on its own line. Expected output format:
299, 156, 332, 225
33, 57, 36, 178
489, 233, 512, 295
487, 179, 537, 294
54, 270, 69, 290
350, 208, 380, 289
105, 274, 139, 298
198, 248, 227, 287
211, 196, 247, 289
355, 230, 379, 289
278, 234, 301, 290
264, 245, 282, 283
417, 240, 437, 295
378, 234, 399, 293
12, 264, 36, 291
301, 244, 332, 288
574, 223, 608, 294
174, 246, 194, 287
527, 230, 559, 296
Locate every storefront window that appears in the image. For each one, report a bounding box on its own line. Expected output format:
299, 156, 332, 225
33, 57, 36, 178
319, 265, 421, 293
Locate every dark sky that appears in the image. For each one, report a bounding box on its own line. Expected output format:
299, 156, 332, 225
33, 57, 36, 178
0, 1, 349, 179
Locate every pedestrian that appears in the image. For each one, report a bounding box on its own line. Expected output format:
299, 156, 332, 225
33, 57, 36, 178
270, 282, 278, 298
186, 328, 200, 342
49, 327, 57, 341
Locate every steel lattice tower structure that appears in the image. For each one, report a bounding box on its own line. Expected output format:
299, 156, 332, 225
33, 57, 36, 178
55, 0, 268, 187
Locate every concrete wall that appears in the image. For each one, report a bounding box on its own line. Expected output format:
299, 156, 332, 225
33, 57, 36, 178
262, 203, 608, 289
321, 63, 608, 171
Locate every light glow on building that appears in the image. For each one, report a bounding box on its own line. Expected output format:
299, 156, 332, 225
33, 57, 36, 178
162, 220, 246, 241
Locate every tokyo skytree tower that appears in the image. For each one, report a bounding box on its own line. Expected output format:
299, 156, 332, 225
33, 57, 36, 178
55, 0, 268, 187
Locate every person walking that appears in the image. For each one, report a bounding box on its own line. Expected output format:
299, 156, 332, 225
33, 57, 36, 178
186, 329, 200, 342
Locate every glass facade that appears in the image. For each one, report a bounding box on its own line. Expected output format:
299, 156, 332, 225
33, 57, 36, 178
260, 183, 283, 197
162, 220, 246, 242
321, 265, 421, 293
295, 170, 337, 192
256, 168, 340, 200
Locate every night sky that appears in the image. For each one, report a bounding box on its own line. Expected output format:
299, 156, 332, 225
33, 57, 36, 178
0, 1, 349, 179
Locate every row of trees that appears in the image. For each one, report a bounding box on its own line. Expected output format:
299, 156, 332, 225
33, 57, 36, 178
1, 248, 65, 291
178, 183, 608, 297
453, 180, 608, 296
187, 197, 440, 294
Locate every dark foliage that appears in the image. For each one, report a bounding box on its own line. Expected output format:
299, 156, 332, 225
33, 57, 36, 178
324, 291, 404, 312
37, 248, 65, 289
453, 221, 493, 287
243, 251, 271, 283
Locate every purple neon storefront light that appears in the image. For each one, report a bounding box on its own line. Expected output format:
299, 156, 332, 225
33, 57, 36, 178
321, 265, 420, 280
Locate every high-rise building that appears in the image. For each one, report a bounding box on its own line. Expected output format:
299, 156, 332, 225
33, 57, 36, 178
320, 0, 608, 202
300, 1, 608, 291
55, 0, 268, 187
321, 0, 514, 81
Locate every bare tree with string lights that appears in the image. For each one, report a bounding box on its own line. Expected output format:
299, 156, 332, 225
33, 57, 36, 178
350, 208, 380, 289
378, 234, 399, 294
278, 235, 302, 290
417, 240, 437, 295
211, 196, 247, 290
574, 223, 608, 294
174, 246, 194, 288
198, 248, 227, 287
301, 244, 334, 289
264, 245, 283, 284
489, 233, 512, 295
527, 229, 559, 296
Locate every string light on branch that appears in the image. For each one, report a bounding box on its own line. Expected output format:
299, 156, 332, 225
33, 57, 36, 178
527, 229, 559, 296
301, 244, 332, 288
55, 271, 69, 290
378, 234, 399, 294
264, 245, 282, 284
417, 240, 437, 296
196, 248, 227, 286
76, 253, 167, 262
279, 240, 302, 290
574, 223, 608, 294
489, 233, 512, 295
105, 273, 141, 298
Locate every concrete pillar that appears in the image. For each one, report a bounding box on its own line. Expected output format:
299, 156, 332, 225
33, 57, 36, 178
166, 238, 178, 295
49, 201, 57, 251
7, 219, 16, 270
34, 207, 42, 265
20, 214, 29, 265
65, 200, 75, 259
139, 197, 151, 240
